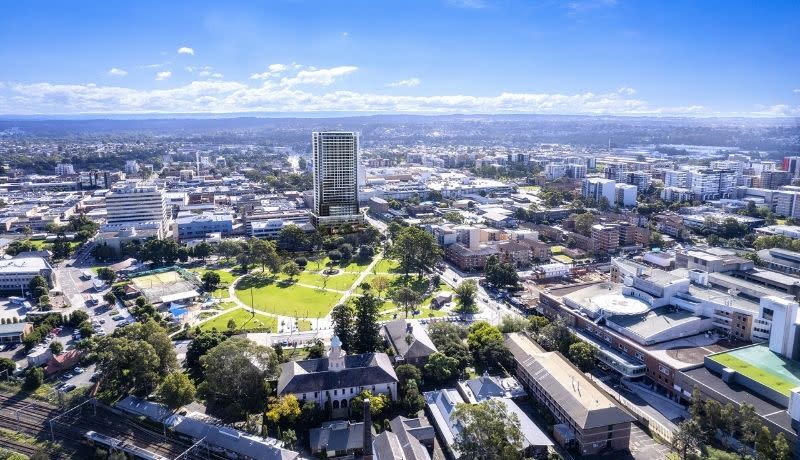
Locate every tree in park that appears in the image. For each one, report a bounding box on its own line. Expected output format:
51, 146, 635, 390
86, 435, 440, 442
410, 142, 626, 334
392, 287, 420, 318
157, 372, 196, 409
671, 419, 704, 460
281, 261, 302, 281
28, 275, 48, 298
388, 226, 442, 278
277, 225, 310, 252
249, 238, 281, 273
450, 399, 524, 460
567, 341, 597, 372
371, 275, 391, 300
357, 244, 374, 263
330, 303, 355, 352
227, 318, 237, 332
352, 285, 383, 354
96, 267, 116, 282
216, 239, 242, 263
201, 271, 222, 292
185, 331, 227, 374
192, 242, 213, 261
454, 280, 478, 313
49, 341, 63, 355
424, 352, 460, 384
327, 249, 343, 266
199, 337, 279, 419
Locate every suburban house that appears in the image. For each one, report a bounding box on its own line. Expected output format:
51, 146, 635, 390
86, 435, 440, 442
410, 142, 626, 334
381, 319, 438, 366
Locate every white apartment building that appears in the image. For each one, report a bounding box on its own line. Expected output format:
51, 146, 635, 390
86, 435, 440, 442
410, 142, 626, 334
664, 170, 688, 188
544, 163, 566, 180
615, 183, 638, 207
581, 178, 616, 205
104, 180, 170, 238
124, 160, 140, 175
311, 132, 363, 226
54, 163, 75, 176
566, 163, 587, 179
685, 169, 738, 200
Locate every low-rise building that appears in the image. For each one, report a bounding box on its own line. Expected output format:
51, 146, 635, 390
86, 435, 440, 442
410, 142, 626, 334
0, 256, 54, 295
505, 333, 634, 455
381, 320, 438, 366
277, 336, 398, 417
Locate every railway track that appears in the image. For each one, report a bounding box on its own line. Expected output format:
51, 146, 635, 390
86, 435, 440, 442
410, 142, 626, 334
0, 392, 229, 460
0, 437, 40, 456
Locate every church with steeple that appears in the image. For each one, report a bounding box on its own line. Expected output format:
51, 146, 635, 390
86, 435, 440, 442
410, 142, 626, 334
277, 336, 399, 416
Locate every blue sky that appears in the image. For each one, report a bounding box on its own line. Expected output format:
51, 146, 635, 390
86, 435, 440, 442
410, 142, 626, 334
0, 0, 798, 116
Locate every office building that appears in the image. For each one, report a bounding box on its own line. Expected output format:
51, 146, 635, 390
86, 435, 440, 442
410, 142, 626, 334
0, 256, 54, 295
172, 211, 234, 241
104, 180, 171, 238
311, 132, 363, 227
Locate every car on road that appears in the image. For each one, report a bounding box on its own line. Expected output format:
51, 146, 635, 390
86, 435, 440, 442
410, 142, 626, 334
112, 315, 125, 321
60, 383, 76, 392
73, 367, 84, 374
62, 373, 74, 380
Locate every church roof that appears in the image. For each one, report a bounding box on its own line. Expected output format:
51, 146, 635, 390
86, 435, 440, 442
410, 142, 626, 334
278, 352, 398, 395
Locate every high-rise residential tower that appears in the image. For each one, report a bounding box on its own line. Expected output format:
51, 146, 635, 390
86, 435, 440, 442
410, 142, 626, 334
311, 131, 363, 227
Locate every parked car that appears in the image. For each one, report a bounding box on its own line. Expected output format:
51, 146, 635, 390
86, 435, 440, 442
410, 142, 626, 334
61, 384, 76, 392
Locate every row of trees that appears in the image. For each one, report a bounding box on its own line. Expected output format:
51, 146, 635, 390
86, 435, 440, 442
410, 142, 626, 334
672, 387, 791, 460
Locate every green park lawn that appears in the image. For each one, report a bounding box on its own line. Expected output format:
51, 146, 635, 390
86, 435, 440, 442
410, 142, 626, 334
292, 269, 360, 291
297, 319, 313, 332
199, 308, 278, 333
235, 274, 342, 318
189, 268, 236, 298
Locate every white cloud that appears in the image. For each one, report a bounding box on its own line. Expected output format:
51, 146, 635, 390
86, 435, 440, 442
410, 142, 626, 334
177, 47, 195, 55
107, 68, 128, 77
250, 64, 288, 80
280, 66, 358, 86
185, 66, 196, 73
752, 104, 800, 117
145, 62, 170, 69
388, 78, 421, 88
341, 32, 349, 38
794, 89, 800, 94
6, 67, 776, 116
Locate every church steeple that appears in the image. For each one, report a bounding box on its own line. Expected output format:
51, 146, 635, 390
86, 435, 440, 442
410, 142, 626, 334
328, 335, 346, 371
